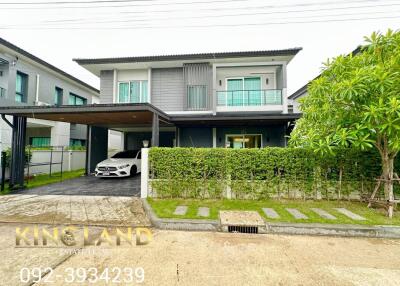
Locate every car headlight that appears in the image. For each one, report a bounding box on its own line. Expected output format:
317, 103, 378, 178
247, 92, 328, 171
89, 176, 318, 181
118, 164, 130, 169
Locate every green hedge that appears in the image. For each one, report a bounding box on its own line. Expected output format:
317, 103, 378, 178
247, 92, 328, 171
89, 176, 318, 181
149, 147, 399, 200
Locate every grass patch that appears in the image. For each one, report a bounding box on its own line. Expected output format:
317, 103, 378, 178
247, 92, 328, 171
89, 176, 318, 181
0, 169, 85, 195
147, 198, 400, 226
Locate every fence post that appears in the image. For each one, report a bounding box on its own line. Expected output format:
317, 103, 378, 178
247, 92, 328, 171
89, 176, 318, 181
1, 151, 6, 192
141, 148, 149, 198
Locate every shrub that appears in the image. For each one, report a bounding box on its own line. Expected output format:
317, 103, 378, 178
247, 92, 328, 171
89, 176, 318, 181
149, 147, 395, 200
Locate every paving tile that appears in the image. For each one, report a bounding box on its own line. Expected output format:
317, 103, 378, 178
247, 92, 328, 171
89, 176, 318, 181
197, 207, 210, 217
262, 208, 280, 219
334, 208, 366, 220
173, 206, 188, 216
311, 208, 337, 220
286, 208, 308, 219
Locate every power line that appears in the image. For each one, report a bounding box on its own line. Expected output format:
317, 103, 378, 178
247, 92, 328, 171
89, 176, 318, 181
33, 2, 400, 25
1, 13, 398, 29
0, 0, 386, 10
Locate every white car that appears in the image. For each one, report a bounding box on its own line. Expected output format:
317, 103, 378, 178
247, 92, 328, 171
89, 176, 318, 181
95, 150, 141, 177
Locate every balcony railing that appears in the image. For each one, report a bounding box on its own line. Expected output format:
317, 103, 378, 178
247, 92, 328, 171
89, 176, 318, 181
217, 89, 282, 106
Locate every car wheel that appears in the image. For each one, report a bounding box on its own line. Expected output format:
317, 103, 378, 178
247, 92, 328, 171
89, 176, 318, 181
130, 165, 137, 177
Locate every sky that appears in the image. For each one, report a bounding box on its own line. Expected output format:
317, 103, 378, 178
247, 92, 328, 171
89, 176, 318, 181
0, 0, 399, 95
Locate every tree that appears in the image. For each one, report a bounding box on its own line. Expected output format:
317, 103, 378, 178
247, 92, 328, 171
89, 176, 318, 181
289, 30, 400, 218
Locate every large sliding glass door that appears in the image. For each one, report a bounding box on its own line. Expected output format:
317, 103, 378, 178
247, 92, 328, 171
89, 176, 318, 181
226, 134, 262, 149
226, 77, 261, 106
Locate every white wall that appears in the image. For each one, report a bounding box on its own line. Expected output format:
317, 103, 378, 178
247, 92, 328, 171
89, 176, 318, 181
27, 150, 86, 175
215, 66, 277, 92
117, 69, 148, 82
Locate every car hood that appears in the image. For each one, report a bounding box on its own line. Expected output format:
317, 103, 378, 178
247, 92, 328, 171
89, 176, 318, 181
97, 158, 137, 166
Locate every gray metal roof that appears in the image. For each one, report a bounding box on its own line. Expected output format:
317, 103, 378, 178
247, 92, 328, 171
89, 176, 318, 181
288, 83, 309, 100
0, 37, 99, 94
0, 103, 300, 126
73, 48, 302, 65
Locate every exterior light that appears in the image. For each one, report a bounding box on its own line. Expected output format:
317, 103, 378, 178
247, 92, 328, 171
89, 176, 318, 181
143, 140, 149, 148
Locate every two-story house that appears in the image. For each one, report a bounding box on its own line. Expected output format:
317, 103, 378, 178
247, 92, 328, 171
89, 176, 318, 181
0, 37, 100, 153
74, 48, 302, 149
0, 48, 302, 184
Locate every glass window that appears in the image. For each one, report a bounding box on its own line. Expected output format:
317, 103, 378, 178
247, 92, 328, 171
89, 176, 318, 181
226, 135, 262, 149
244, 77, 261, 105
118, 80, 148, 103
70, 139, 86, 147
69, 93, 87, 105
118, 82, 129, 103
16, 72, 28, 103
187, 85, 207, 110
141, 81, 148, 102
227, 79, 243, 106
55, 87, 63, 105
226, 77, 261, 106
30, 137, 50, 147
130, 81, 140, 103
112, 150, 139, 159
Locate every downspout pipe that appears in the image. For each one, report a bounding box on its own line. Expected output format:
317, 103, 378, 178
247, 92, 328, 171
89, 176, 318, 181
1, 114, 14, 129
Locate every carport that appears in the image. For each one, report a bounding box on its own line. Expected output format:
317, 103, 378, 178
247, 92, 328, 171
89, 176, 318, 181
0, 103, 172, 189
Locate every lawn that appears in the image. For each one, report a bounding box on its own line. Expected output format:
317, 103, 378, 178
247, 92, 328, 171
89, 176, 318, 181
0, 169, 85, 195
147, 198, 400, 226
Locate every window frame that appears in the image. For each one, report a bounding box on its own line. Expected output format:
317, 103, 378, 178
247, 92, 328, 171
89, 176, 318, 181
225, 76, 262, 91
187, 84, 208, 110
117, 80, 148, 103
69, 93, 87, 105
225, 134, 263, 149
16, 71, 28, 103
55, 86, 63, 106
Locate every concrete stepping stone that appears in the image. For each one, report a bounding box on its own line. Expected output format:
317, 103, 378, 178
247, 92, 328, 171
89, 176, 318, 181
286, 208, 308, 219
334, 208, 366, 220
311, 208, 337, 220
197, 207, 210, 217
173, 206, 188, 216
262, 208, 280, 219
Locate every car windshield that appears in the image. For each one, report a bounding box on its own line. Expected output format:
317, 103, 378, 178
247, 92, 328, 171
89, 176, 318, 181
111, 150, 139, 159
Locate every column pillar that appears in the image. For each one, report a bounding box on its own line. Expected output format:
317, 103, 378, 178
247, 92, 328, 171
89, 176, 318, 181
151, 113, 159, 147
9, 116, 27, 188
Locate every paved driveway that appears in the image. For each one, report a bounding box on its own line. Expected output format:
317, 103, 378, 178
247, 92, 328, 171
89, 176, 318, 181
0, 175, 147, 226
15, 174, 141, 197
0, 194, 150, 226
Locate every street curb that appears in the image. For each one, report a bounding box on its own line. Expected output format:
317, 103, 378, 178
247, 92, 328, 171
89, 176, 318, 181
141, 199, 400, 238
141, 199, 219, 231
266, 222, 400, 238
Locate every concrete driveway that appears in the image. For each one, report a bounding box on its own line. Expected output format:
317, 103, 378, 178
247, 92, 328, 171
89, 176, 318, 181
0, 175, 148, 226
15, 174, 141, 197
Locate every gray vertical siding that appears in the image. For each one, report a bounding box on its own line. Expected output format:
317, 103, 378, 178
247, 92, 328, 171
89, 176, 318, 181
183, 63, 212, 110
100, 70, 114, 103
151, 68, 185, 111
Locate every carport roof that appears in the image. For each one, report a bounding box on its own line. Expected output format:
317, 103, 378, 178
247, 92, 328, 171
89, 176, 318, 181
0, 103, 171, 128
0, 103, 301, 127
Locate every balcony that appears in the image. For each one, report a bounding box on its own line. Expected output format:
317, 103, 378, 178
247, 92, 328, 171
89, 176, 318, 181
216, 89, 283, 112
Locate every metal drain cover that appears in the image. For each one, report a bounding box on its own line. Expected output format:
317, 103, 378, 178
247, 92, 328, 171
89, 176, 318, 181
219, 211, 265, 233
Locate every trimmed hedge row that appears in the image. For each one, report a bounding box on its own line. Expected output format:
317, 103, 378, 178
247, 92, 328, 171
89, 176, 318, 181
149, 147, 398, 200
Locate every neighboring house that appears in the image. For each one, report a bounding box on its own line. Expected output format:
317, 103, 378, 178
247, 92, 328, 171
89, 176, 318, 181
0, 37, 101, 153
73, 48, 302, 149
288, 83, 308, 113
289, 46, 362, 113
